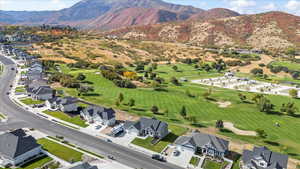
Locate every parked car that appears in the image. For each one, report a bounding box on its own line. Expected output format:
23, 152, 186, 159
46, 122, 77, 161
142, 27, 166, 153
152, 154, 166, 162
105, 139, 113, 143
108, 155, 115, 160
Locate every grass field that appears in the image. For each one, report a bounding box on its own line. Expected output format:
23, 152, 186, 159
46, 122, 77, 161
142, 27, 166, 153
37, 138, 83, 162
20, 98, 44, 105
270, 61, 300, 71
57, 63, 300, 159
18, 156, 52, 169
43, 110, 88, 128
189, 156, 200, 166
131, 125, 188, 153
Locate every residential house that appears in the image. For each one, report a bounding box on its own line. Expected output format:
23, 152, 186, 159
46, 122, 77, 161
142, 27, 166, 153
25, 79, 48, 94
25, 70, 42, 81
174, 131, 229, 159
81, 105, 116, 126
124, 117, 169, 140
31, 86, 55, 101
60, 162, 98, 169
241, 146, 288, 169
46, 97, 78, 112
0, 129, 42, 167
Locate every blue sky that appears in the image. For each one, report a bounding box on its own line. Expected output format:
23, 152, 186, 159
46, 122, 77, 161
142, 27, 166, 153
0, 0, 299, 15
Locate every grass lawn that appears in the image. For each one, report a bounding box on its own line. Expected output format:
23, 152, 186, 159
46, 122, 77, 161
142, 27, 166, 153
131, 124, 188, 153
270, 61, 300, 71
20, 98, 44, 105
232, 160, 241, 169
202, 159, 223, 169
43, 110, 88, 128
189, 156, 200, 166
15, 86, 26, 93
18, 156, 52, 169
57, 63, 300, 159
37, 138, 83, 163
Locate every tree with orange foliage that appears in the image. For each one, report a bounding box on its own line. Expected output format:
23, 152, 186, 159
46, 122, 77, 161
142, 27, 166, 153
123, 71, 137, 80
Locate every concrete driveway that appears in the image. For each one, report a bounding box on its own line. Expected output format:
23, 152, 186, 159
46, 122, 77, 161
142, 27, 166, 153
166, 146, 195, 168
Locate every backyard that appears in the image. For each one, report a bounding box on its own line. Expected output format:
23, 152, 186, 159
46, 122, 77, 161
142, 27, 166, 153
42, 110, 88, 128
56, 63, 300, 159
18, 156, 52, 169
131, 125, 188, 153
202, 159, 228, 169
37, 138, 83, 162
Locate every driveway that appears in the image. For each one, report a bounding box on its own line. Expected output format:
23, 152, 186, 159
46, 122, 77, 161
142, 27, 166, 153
166, 146, 195, 168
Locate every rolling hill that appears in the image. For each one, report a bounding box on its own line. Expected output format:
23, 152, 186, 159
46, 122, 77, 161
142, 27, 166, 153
107, 11, 300, 50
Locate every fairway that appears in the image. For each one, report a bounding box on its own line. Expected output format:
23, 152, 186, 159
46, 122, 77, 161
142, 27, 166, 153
58, 64, 300, 159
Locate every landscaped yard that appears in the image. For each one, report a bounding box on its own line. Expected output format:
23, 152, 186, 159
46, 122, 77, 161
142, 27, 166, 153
202, 159, 228, 169
18, 156, 52, 169
15, 86, 26, 93
189, 156, 200, 166
20, 98, 44, 105
43, 110, 88, 128
0, 113, 6, 120
56, 63, 300, 160
131, 124, 188, 153
37, 138, 83, 162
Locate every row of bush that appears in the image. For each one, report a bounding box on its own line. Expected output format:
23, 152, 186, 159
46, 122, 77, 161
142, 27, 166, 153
267, 63, 300, 79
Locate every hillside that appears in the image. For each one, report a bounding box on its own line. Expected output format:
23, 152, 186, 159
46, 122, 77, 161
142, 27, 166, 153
0, 0, 203, 30
189, 8, 240, 21
107, 11, 300, 50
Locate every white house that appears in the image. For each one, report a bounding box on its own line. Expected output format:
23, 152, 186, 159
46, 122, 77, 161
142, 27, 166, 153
0, 129, 42, 167
46, 97, 78, 112
81, 105, 116, 126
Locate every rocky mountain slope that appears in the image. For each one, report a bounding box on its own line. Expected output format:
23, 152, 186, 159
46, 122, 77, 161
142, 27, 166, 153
107, 12, 300, 50
0, 0, 203, 30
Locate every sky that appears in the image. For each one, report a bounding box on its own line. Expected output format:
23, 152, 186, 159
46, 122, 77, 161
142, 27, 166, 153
0, 0, 299, 16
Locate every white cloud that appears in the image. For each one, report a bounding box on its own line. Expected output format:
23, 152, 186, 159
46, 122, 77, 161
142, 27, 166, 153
262, 2, 277, 11
285, 0, 300, 15
225, 0, 257, 14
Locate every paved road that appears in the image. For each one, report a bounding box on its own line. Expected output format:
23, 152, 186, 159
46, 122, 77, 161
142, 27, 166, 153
0, 55, 183, 169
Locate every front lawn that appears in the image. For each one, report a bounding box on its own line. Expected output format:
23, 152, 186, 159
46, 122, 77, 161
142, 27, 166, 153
202, 159, 222, 169
43, 110, 88, 128
131, 124, 188, 153
15, 86, 26, 93
20, 98, 44, 105
37, 138, 83, 163
189, 156, 200, 166
18, 156, 52, 169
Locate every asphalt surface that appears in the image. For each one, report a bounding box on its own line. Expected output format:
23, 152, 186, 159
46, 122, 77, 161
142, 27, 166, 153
0, 55, 183, 169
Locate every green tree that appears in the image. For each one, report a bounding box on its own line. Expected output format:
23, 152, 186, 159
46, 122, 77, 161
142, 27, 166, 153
128, 98, 135, 107
77, 85, 94, 96
216, 120, 224, 129
238, 93, 247, 103
289, 89, 298, 98
189, 116, 198, 124
172, 65, 178, 71
118, 93, 124, 103
180, 106, 187, 118
76, 73, 86, 81
280, 102, 298, 116
151, 106, 159, 114
256, 129, 267, 139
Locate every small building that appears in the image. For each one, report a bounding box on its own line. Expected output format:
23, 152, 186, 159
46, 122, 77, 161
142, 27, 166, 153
46, 97, 78, 113
81, 105, 116, 126
124, 117, 169, 140
0, 129, 42, 167
241, 146, 288, 169
174, 131, 229, 159
31, 86, 55, 101
59, 162, 98, 169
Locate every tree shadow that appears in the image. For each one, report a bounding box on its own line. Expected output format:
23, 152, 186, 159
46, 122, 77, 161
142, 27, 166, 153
82, 93, 101, 96
132, 108, 146, 112
264, 140, 280, 146
191, 123, 206, 128
81, 81, 94, 84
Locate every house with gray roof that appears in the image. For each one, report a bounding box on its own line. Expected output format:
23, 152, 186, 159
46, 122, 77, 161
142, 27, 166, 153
174, 131, 229, 159
241, 146, 288, 169
31, 86, 55, 101
81, 105, 116, 126
46, 97, 78, 112
0, 129, 42, 167
60, 162, 98, 169
124, 117, 169, 140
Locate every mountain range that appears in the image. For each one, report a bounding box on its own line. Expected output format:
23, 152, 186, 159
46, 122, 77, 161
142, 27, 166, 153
0, 0, 238, 30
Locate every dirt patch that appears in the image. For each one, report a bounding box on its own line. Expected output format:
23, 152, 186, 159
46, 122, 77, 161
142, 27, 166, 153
217, 101, 231, 108
224, 122, 257, 136
116, 110, 139, 122
132, 81, 147, 88
288, 158, 300, 169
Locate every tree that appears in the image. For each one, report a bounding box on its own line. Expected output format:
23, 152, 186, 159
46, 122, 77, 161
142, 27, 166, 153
257, 96, 274, 113
172, 65, 178, 71
151, 63, 158, 70
251, 68, 263, 76
216, 120, 224, 129
128, 98, 135, 107
115, 100, 120, 107
289, 89, 298, 98
151, 81, 164, 91
170, 77, 180, 86
118, 93, 124, 103
280, 102, 298, 116
238, 93, 247, 103
123, 71, 137, 80
256, 129, 267, 139
180, 106, 187, 118
76, 73, 86, 81
77, 85, 94, 96
189, 116, 197, 124
151, 106, 159, 114
135, 63, 144, 72
164, 109, 169, 117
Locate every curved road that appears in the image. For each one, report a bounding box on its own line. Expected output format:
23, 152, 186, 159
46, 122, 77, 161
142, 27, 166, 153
0, 55, 182, 169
